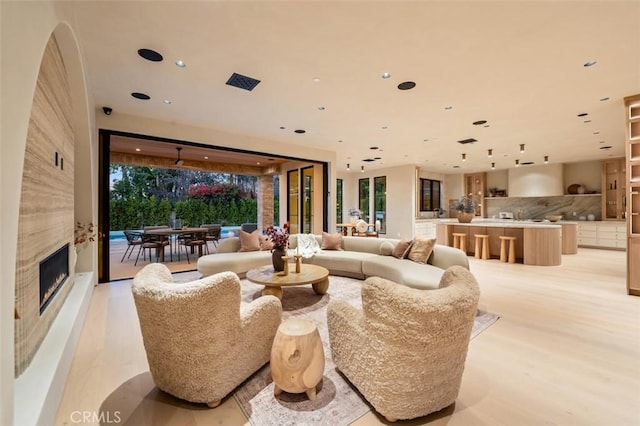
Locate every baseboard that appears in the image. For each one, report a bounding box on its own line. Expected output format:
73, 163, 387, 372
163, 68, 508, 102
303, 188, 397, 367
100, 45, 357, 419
14, 272, 95, 426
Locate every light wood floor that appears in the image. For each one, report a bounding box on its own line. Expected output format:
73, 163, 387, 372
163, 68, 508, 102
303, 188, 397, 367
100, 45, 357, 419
55, 248, 640, 425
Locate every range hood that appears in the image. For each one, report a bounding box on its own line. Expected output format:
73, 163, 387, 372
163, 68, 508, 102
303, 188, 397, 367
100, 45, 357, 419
508, 163, 564, 197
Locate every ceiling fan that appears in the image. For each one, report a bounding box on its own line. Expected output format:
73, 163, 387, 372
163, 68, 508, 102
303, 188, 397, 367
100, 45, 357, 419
175, 147, 184, 166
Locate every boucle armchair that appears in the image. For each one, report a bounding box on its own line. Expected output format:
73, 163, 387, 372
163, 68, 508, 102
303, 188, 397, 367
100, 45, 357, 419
327, 265, 480, 422
131, 263, 282, 407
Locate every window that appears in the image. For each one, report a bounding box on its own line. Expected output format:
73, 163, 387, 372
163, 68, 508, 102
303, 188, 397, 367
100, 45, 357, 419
420, 178, 441, 211
374, 176, 386, 234
336, 178, 343, 223
359, 178, 370, 222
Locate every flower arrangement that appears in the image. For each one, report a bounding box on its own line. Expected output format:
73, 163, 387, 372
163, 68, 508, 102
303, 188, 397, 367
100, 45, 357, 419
265, 223, 290, 250
74, 221, 97, 249
453, 194, 477, 214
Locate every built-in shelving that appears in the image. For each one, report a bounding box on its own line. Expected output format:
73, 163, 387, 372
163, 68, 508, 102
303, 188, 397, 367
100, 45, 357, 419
602, 158, 625, 220
624, 94, 640, 296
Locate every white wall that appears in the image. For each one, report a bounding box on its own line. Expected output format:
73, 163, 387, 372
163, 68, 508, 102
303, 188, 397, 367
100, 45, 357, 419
0, 2, 97, 423
337, 165, 416, 239
564, 160, 602, 193
487, 169, 508, 192
508, 163, 564, 197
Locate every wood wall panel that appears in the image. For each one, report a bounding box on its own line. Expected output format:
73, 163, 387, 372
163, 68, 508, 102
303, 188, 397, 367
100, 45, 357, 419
14, 35, 75, 375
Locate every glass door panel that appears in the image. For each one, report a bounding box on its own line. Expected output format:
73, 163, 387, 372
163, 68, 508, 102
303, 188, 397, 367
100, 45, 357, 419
287, 170, 299, 234
301, 166, 314, 234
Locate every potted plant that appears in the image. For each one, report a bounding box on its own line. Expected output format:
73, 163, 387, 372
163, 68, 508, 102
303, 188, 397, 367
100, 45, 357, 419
453, 195, 477, 223
265, 223, 290, 272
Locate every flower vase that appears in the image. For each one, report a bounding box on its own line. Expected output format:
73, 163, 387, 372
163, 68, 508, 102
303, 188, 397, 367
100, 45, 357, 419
457, 212, 474, 223
272, 247, 286, 272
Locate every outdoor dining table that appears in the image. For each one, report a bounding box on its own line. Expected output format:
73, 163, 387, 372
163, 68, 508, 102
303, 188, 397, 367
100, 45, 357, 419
143, 227, 210, 261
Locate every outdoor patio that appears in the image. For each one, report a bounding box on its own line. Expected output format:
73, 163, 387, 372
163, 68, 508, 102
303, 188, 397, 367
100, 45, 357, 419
108, 237, 219, 281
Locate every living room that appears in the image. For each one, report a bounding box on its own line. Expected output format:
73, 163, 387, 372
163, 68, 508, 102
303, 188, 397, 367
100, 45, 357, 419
2, 2, 639, 425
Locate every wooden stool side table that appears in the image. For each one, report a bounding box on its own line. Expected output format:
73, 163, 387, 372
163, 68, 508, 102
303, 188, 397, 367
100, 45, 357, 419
270, 318, 325, 400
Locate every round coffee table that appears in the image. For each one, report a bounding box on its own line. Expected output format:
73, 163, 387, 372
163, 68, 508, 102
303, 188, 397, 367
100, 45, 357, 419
246, 264, 330, 300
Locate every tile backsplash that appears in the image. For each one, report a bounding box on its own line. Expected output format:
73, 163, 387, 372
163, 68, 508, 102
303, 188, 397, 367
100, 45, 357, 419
484, 195, 602, 220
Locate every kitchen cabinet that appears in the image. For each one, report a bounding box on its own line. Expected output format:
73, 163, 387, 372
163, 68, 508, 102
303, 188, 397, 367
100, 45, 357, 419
601, 158, 625, 220
577, 221, 626, 250
464, 172, 486, 217
625, 94, 640, 295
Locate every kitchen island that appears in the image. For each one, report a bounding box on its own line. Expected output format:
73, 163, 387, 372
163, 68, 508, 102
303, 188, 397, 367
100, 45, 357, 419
435, 219, 577, 266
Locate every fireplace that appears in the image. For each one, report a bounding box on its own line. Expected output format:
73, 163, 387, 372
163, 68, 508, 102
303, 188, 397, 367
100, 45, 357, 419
39, 244, 69, 315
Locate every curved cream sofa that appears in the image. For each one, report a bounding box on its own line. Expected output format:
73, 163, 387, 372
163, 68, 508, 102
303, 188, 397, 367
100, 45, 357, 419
197, 234, 469, 290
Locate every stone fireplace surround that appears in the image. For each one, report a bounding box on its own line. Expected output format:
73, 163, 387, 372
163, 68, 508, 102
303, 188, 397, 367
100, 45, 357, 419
11, 29, 96, 426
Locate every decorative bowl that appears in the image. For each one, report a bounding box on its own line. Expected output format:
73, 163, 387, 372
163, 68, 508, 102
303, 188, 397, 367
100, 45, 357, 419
545, 215, 563, 222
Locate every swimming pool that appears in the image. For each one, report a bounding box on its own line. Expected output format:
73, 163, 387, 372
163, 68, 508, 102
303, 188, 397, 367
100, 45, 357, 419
109, 227, 241, 241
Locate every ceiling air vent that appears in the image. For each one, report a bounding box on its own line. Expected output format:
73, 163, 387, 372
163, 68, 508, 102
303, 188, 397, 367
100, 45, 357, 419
226, 73, 261, 91
457, 138, 477, 145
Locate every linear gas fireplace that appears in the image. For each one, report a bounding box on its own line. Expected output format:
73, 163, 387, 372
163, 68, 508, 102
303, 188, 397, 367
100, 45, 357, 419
39, 243, 69, 315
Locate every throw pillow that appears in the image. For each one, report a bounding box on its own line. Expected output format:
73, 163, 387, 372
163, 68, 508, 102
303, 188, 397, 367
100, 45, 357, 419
407, 237, 436, 264
259, 235, 274, 251
392, 239, 413, 259
321, 232, 343, 250
379, 241, 394, 256
238, 229, 260, 252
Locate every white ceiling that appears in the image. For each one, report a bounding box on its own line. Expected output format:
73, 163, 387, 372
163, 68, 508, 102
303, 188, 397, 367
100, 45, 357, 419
73, 1, 640, 174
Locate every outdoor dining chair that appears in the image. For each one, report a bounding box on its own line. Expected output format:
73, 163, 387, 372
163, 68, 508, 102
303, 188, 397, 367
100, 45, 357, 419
121, 230, 143, 262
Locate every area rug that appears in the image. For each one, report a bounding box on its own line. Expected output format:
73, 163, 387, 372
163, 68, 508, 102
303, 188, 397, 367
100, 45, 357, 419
171, 271, 498, 425
221, 274, 499, 426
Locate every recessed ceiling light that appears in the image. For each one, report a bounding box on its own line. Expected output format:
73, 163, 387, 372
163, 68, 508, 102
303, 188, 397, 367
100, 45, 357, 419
374, 157, 381, 160
381, 126, 388, 130
397, 81, 416, 90
256, 162, 261, 165
138, 48, 163, 62
423, 139, 429, 142
584, 60, 597, 67
473, 120, 487, 125
204, 156, 209, 160
338, 140, 343, 143
131, 92, 150, 100
294, 129, 306, 134
318, 106, 325, 111
175, 60, 186, 68
453, 165, 460, 168
600, 146, 612, 150
577, 113, 588, 117
135, 148, 141, 152
599, 141, 605, 143
484, 125, 490, 128
594, 131, 600, 135
312, 77, 320, 82
369, 146, 379, 150
445, 106, 453, 110
584, 120, 591, 123
163, 100, 172, 104
279, 126, 285, 130
600, 97, 610, 101
381, 72, 391, 79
